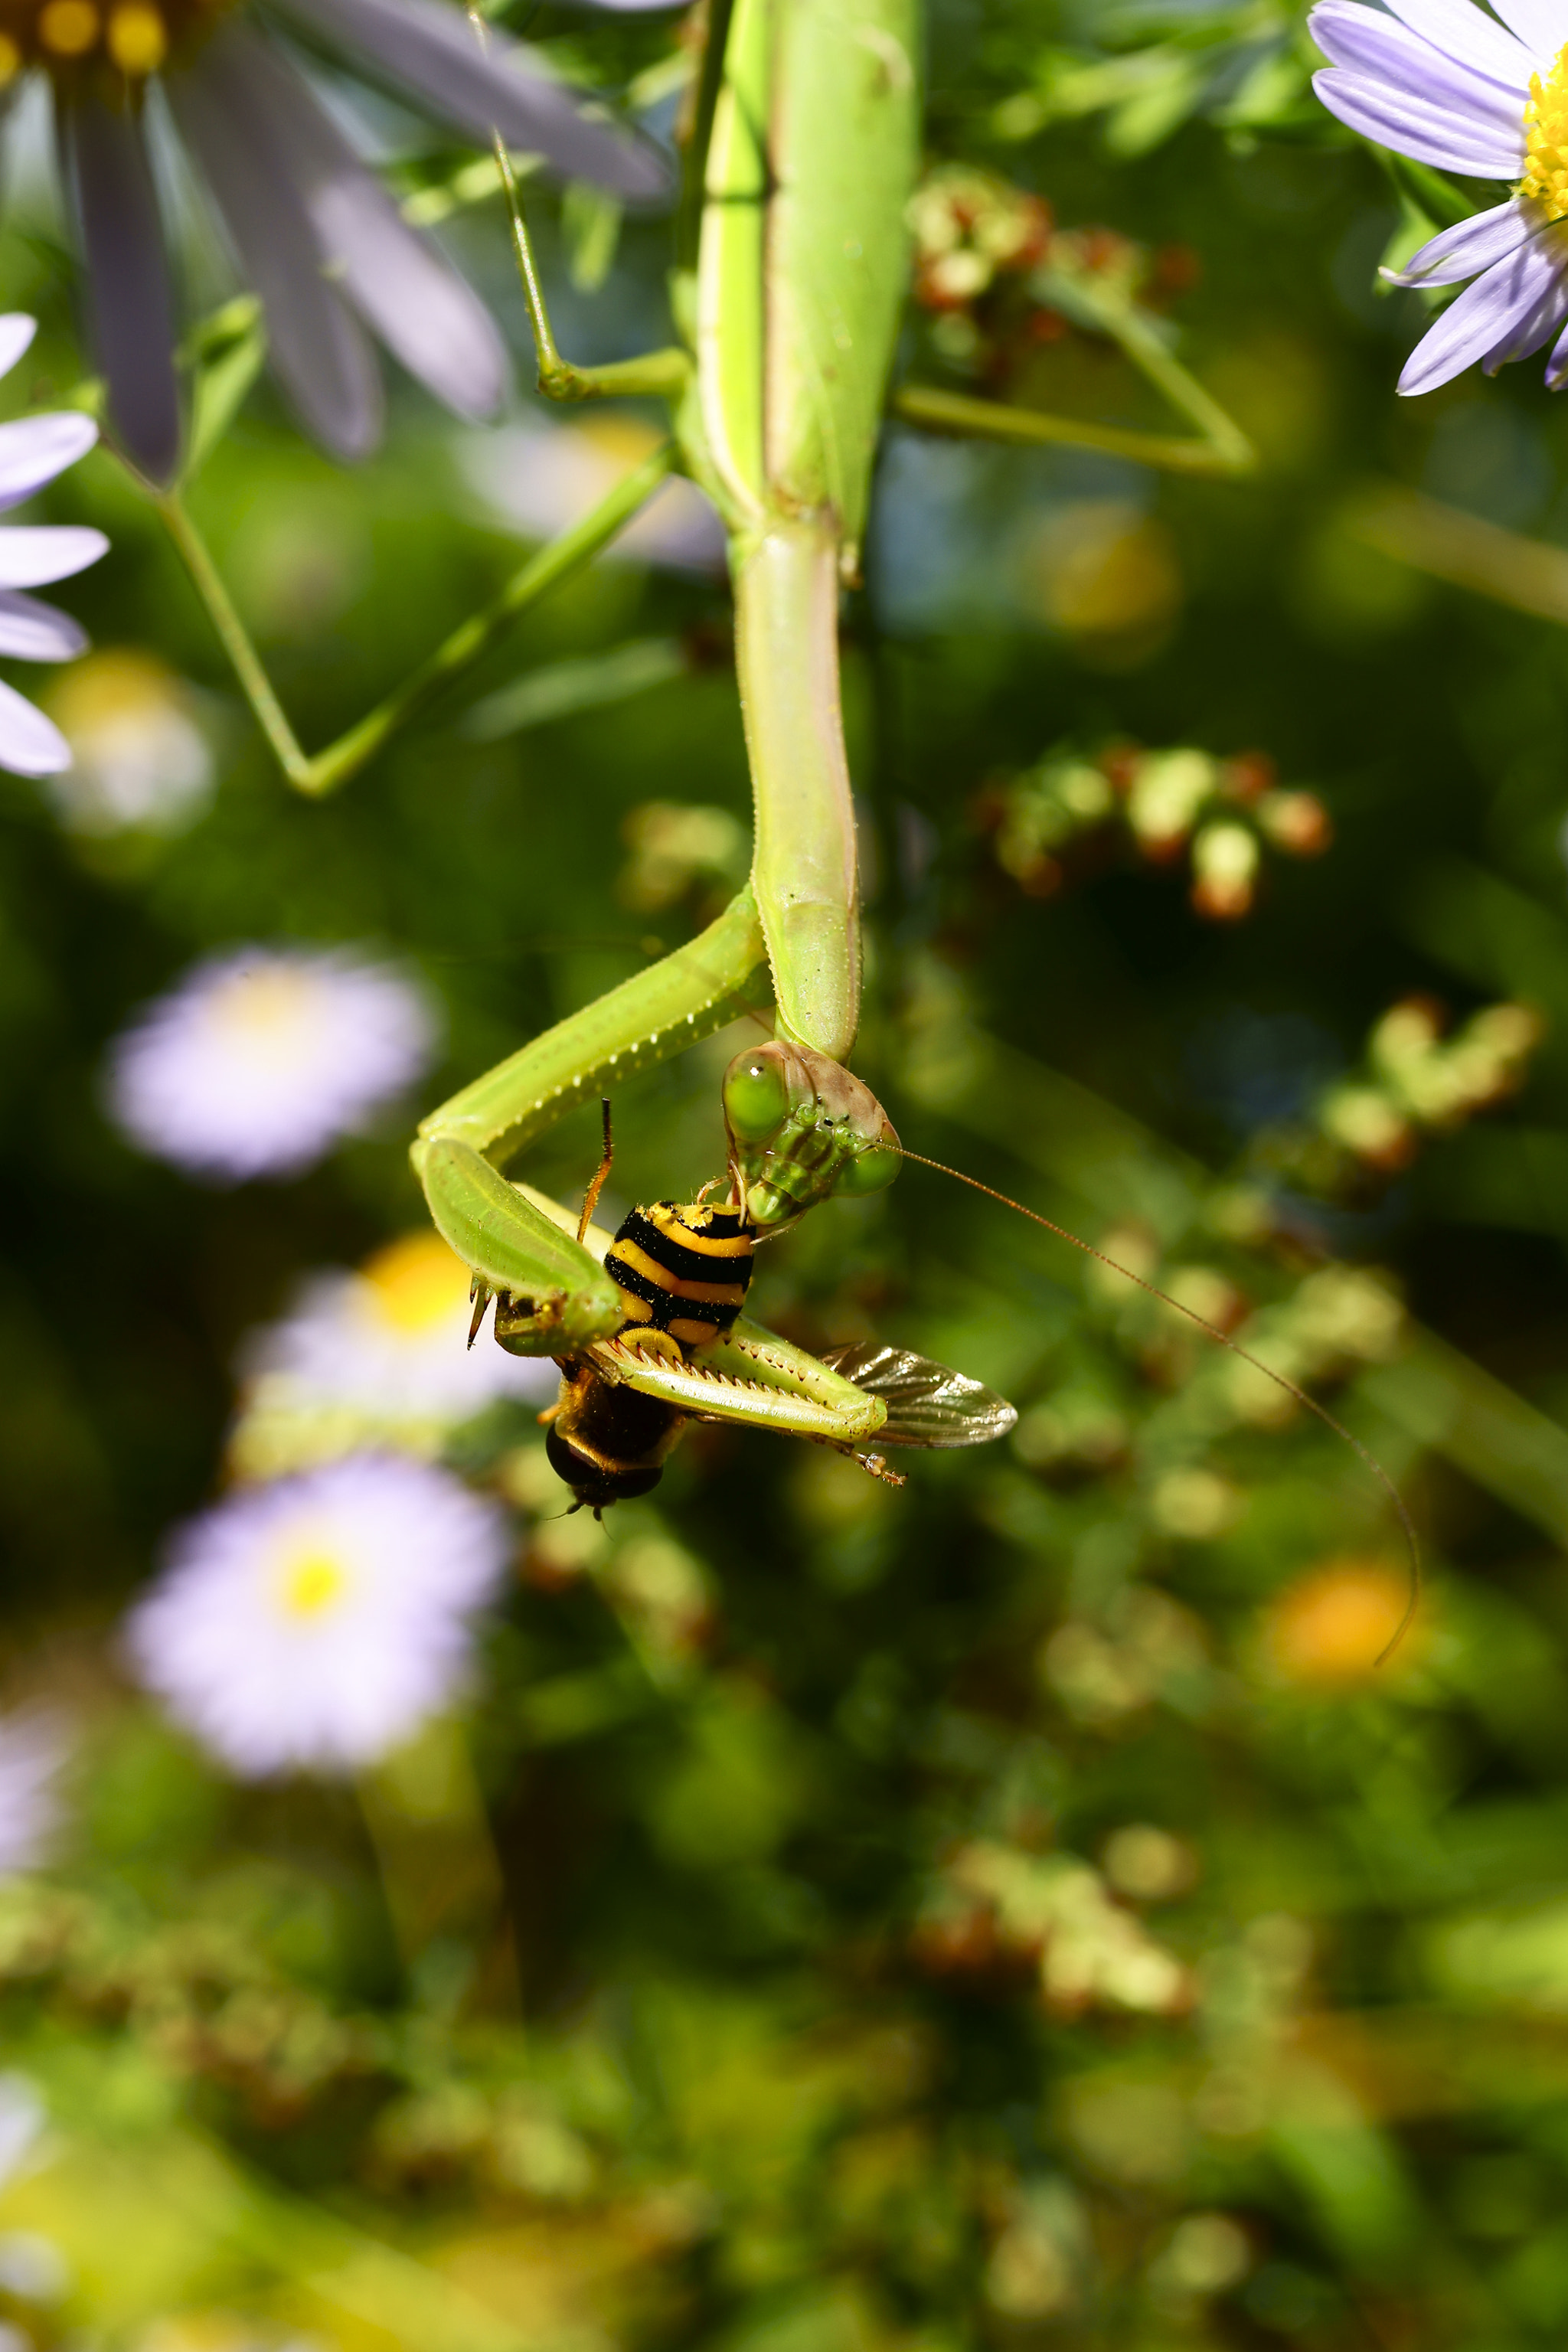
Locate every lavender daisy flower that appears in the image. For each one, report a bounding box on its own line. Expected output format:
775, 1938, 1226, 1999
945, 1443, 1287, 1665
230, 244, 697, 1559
0, 313, 107, 779
11, 0, 666, 482
244, 1230, 556, 1419
106, 942, 439, 1181
128, 1452, 511, 1775
1309, 0, 1568, 392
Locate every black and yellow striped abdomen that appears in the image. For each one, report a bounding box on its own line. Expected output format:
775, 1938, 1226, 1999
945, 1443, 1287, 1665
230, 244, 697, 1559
605, 1200, 753, 1348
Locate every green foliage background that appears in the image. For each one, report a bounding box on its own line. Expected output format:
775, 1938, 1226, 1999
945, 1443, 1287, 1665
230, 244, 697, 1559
6, 2, 1568, 2345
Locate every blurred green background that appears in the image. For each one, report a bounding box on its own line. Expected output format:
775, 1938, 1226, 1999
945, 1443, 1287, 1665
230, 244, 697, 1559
9, 0, 1568, 2344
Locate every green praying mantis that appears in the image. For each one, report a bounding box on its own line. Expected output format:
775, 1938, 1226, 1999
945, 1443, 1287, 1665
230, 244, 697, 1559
413, 0, 1008, 1504
145, 0, 1264, 1508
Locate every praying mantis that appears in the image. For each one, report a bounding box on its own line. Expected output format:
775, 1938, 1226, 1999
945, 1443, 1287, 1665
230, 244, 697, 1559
150, 0, 1257, 1504
411, 0, 1032, 1504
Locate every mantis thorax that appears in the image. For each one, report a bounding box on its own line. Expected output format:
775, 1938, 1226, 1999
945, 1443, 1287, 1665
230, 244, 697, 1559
722, 1040, 900, 1230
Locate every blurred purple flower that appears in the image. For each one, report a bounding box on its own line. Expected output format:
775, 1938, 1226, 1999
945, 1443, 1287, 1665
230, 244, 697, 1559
242, 1228, 557, 1422
106, 942, 439, 1181
0, 313, 107, 779
1311, 0, 1568, 392
129, 1452, 511, 1775
11, 0, 667, 479
462, 414, 727, 574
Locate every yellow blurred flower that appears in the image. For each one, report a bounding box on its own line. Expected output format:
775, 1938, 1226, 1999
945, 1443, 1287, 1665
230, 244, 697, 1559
1023, 501, 1183, 662
42, 648, 212, 836
1263, 1559, 1415, 1685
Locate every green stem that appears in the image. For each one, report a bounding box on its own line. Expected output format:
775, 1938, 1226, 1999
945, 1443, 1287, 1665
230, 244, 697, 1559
494, 128, 689, 403
158, 489, 312, 788
893, 381, 1254, 477
302, 440, 678, 795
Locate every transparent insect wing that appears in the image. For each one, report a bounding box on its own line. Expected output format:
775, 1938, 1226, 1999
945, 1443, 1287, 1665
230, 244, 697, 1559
722, 1040, 900, 1227
818, 1341, 1018, 1447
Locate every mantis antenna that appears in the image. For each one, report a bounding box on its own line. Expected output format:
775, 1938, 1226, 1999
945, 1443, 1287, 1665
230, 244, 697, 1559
893, 1147, 1420, 1664
579, 1099, 616, 1245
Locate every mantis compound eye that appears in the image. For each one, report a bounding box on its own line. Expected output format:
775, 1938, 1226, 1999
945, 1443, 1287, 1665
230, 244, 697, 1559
723, 1049, 791, 1141
837, 1138, 901, 1197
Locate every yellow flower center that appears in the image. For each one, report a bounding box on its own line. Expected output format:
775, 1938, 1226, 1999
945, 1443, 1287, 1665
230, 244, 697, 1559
0, 0, 225, 85
361, 1232, 471, 1337
207, 963, 315, 1064
1523, 43, 1568, 219
277, 1547, 349, 1619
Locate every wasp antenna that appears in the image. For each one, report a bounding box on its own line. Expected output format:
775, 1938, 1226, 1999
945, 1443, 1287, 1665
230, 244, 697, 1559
893, 1145, 1419, 1661
578, 1097, 615, 1243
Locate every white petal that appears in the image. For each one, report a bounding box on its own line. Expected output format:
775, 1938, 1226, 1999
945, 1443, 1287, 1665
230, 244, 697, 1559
0, 591, 87, 662
0, 317, 38, 387
1384, 193, 1534, 282
1311, 2, 1528, 126
1382, 0, 1535, 87
0, 412, 98, 514
1312, 66, 1524, 170
0, 678, 70, 776
0, 526, 108, 588
1488, 0, 1568, 64
1399, 228, 1568, 387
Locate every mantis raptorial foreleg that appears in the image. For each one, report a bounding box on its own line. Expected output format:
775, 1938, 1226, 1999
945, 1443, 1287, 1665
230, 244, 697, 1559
413, 885, 769, 1327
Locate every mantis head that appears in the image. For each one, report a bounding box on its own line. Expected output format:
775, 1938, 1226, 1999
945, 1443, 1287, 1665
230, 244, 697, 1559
722, 1040, 900, 1230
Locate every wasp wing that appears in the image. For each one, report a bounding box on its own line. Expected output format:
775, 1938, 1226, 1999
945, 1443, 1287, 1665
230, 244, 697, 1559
817, 1342, 1018, 1449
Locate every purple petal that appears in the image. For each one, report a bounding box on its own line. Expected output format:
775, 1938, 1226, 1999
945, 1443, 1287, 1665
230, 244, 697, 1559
1383, 194, 1534, 283
217, 34, 505, 420
0, 590, 87, 662
59, 96, 181, 485
1544, 310, 1568, 379
1310, 2, 1527, 128
1489, 0, 1566, 61
0, 679, 70, 777
0, 317, 37, 385
1312, 65, 1524, 171
0, 411, 98, 513
1484, 250, 1568, 363
314, 176, 505, 419
1380, 0, 1534, 87
0, 526, 108, 586
168, 27, 381, 462
276, 0, 669, 201
1399, 228, 1568, 388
